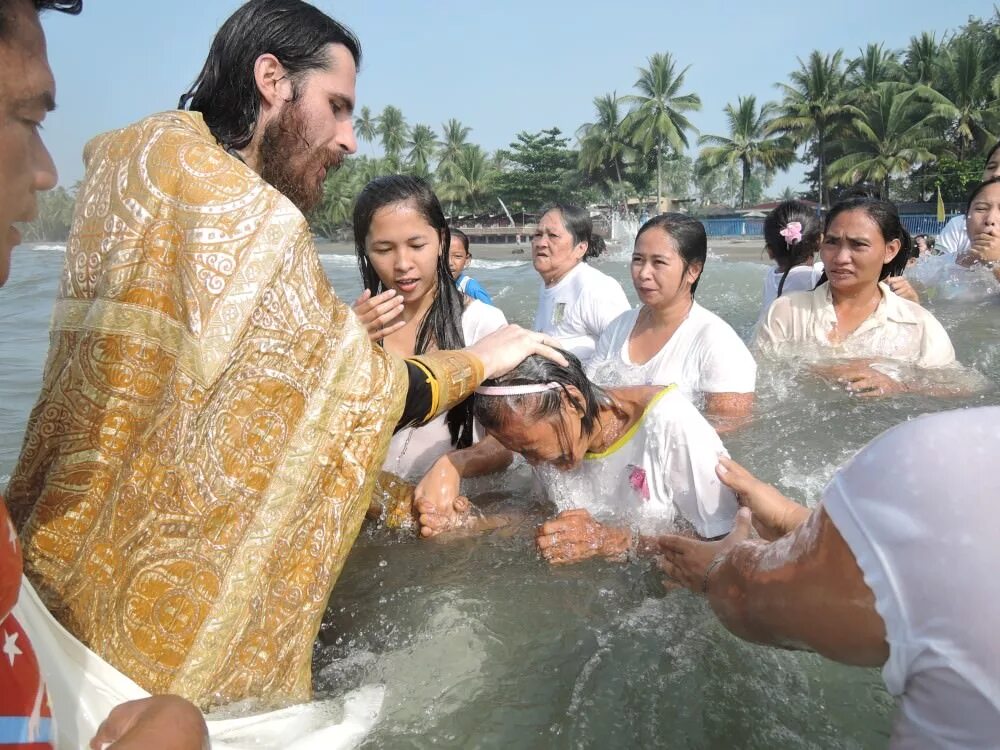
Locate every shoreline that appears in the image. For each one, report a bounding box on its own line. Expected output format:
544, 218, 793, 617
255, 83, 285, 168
315, 238, 768, 264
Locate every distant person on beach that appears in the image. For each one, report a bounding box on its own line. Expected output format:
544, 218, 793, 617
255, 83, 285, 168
6, 0, 563, 714
938, 140, 1000, 255
351, 175, 513, 527
588, 213, 755, 431
958, 177, 1000, 285
532, 203, 631, 360
656, 408, 1000, 748
416, 353, 739, 562
447, 227, 494, 305
0, 1, 207, 748
755, 197, 958, 396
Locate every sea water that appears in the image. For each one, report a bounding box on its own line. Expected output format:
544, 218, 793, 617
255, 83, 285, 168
2, 244, 997, 748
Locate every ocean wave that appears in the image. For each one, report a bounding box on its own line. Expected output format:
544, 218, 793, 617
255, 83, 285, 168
470, 259, 530, 270
318, 253, 358, 268
21, 243, 67, 253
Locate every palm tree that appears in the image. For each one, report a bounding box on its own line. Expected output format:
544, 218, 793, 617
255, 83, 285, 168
827, 83, 943, 199
697, 96, 795, 207
437, 118, 472, 180
437, 144, 494, 212
354, 106, 377, 146
770, 50, 853, 208
849, 43, 903, 101
376, 105, 409, 160
923, 37, 1000, 160
903, 32, 940, 86
623, 52, 701, 209
406, 124, 439, 179
577, 92, 636, 197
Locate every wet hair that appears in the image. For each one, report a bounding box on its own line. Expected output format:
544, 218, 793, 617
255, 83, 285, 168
450, 227, 470, 255
178, 0, 361, 152
965, 176, 1000, 213
763, 201, 822, 296
985, 141, 1000, 166
0, 0, 81, 40
474, 352, 614, 455
818, 197, 911, 284
542, 204, 607, 260
634, 212, 707, 295
353, 175, 473, 448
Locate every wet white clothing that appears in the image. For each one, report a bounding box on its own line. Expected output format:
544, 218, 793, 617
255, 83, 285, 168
754, 282, 956, 368
533, 262, 631, 361
822, 407, 1000, 749
758, 261, 825, 320
936, 214, 970, 255
536, 386, 738, 538
384, 300, 507, 481
587, 303, 756, 406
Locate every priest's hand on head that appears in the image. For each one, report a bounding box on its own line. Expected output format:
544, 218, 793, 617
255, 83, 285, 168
466, 325, 567, 379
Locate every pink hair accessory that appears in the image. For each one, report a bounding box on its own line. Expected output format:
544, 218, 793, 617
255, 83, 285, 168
475, 382, 562, 396
779, 221, 803, 246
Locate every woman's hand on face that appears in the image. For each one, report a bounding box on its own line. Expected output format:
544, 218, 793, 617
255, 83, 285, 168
466, 325, 568, 379
969, 232, 1000, 264
535, 508, 627, 565
352, 289, 405, 343
812, 361, 906, 397
656, 507, 753, 592
886, 276, 920, 304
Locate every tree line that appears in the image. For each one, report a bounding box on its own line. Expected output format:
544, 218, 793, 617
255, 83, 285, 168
24, 10, 1000, 242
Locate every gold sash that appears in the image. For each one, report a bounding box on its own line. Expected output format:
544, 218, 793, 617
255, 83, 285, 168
6, 111, 478, 708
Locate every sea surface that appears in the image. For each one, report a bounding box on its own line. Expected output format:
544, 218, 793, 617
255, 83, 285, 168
3, 243, 998, 748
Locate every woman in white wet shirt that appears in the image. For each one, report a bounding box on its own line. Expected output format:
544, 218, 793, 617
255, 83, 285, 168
531, 203, 630, 361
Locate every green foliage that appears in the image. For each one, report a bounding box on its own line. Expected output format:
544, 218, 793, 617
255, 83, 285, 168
21, 185, 76, 242
493, 128, 580, 210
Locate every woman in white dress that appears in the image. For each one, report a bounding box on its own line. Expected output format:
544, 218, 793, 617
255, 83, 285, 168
416, 353, 739, 561
352, 175, 512, 524
588, 213, 756, 430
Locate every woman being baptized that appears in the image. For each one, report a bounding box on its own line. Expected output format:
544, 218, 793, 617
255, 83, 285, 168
417, 353, 738, 565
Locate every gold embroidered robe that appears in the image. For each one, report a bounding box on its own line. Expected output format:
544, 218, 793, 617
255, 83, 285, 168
5, 111, 479, 708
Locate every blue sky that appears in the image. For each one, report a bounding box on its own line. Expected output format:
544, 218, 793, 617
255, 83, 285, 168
40, 0, 988, 194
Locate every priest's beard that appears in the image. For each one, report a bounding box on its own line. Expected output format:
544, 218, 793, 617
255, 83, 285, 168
258, 101, 344, 214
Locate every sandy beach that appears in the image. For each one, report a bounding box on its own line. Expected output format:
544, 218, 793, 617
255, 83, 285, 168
317, 237, 768, 264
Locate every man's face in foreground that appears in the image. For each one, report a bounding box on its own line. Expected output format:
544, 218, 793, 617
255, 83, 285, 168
0, 0, 59, 286
257, 42, 358, 214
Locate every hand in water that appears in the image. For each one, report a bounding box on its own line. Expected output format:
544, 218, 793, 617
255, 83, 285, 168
886, 276, 920, 304
656, 507, 753, 592
716, 456, 809, 540
812, 361, 907, 397
535, 508, 628, 565
467, 325, 568, 379
415, 456, 466, 537
352, 289, 405, 342
90, 695, 207, 750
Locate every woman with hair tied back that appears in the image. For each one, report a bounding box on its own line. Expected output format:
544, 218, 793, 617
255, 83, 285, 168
588, 214, 756, 431
531, 204, 631, 360
351, 175, 513, 525
759, 200, 825, 319
755, 197, 958, 397
417, 353, 739, 564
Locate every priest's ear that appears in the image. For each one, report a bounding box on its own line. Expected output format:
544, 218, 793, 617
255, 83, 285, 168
253, 54, 295, 110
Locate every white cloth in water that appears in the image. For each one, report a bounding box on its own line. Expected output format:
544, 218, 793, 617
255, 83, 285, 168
935, 214, 969, 255
587, 303, 756, 406
535, 387, 738, 538
384, 299, 507, 481
754, 282, 956, 368
821, 407, 1000, 749
532, 262, 631, 361
13, 578, 383, 750
758, 261, 825, 321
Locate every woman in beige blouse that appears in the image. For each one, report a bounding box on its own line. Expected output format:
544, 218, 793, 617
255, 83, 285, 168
755, 198, 957, 396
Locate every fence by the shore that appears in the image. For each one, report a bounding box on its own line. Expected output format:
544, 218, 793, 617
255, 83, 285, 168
700, 214, 955, 238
